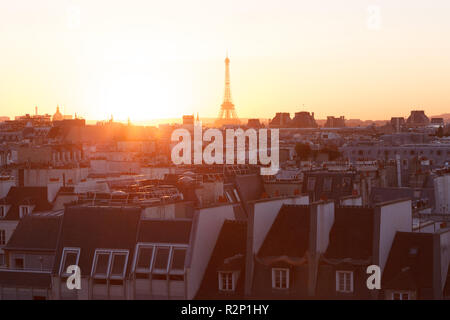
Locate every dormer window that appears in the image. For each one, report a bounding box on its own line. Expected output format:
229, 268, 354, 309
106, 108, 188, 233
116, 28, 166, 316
336, 270, 354, 293
392, 291, 412, 300
91, 249, 129, 281
0, 229, 6, 246
218, 271, 237, 292
59, 248, 80, 276
133, 243, 187, 281
408, 247, 418, 257
19, 205, 30, 218
272, 268, 289, 289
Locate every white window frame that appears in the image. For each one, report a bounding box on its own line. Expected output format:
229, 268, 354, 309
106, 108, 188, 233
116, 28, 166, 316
0, 229, 6, 246
91, 249, 129, 280
152, 246, 171, 275
392, 291, 411, 300
59, 247, 81, 276
169, 247, 187, 275
336, 270, 354, 293
218, 271, 236, 292
134, 244, 155, 273
19, 205, 30, 218
132, 243, 188, 276
109, 251, 129, 280
271, 268, 289, 290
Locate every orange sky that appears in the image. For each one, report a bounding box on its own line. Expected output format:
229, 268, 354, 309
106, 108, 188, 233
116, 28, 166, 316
1, 1, 450, 122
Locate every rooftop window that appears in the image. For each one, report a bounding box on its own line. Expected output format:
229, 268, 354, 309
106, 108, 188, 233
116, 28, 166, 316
91, 249, 129, 280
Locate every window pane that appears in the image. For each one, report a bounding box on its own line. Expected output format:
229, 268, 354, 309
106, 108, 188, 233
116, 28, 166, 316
307, 177, 316, 191
63, 252, 78, 271
171, 249, 186, 270
137, 247, 153, 269
220, 272, 233, 291
111, 254, 126, 276
94, 253, 110, 276
153, 247, 170, 270
323, 177, 333, 192
15, 258, 24, 270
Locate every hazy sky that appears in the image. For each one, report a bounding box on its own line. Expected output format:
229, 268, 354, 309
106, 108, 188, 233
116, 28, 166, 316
1, 0, 450, 121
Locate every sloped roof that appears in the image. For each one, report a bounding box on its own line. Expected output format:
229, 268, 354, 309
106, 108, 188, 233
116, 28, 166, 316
4, 215, 62, 251
302, 171, 355, 202
258, 204, 310, 258
138, 219, 192, 244
196, 220, 247, 299
324, 206, 374, 260
0, 187, 52, 220
53, 205, 141, 276
234, 174, 264, 204
382, 232, 434, 291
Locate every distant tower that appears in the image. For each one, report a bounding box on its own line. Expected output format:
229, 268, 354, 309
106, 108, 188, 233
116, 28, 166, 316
215, 54, 240, 126
52, 105, 63, 121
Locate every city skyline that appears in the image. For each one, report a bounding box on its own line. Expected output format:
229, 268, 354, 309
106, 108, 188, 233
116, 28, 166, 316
1, 1, 450, 122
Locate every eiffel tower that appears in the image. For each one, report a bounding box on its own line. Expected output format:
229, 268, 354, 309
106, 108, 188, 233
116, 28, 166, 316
215, 54, 240, 126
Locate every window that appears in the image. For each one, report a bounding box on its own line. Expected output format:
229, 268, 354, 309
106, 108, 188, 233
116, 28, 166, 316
402, 159, 408, 168
342, 177, 352, 190
170, 248, 186, 272
93, 253, 110, 278
0, 253, 5, 265
19, 206, 29, 218
323, 177, 333, 192
392, 292, 410, 300
0, 229, 5, 245
133, 244, 188, 280
0, 206, 4, 218
336, 271, 353, 293
153, 247, 170, 273
218, 271, 235, 291
307, 177, 316, 191
135, 246, 154, 271
59, 248, 80, 276
91, 249, 129, 280
15, 258, 24, 270
408, 247, 419, 257
110, 253, 127, 278
272, 268, 289, 289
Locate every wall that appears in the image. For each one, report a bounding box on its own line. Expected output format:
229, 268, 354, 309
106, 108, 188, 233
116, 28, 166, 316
313, 201, 335, 254
340, 196, 362, 206
141, 166, 176, 180
186, 204, 236, 299
377, 200, 412, 272
245, 195, 309, 296
439, 229, 450, 294
18, 167, 89, 187
434, 174, 450, 213
0, 179, 15, 199
73, 180, 110, 193
0, 221, 19, 266
142, 204, 176, 219
251, 195, 310, 255
263, 182, 302, 197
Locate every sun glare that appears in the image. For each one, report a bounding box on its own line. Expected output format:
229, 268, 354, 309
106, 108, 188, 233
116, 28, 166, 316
98, 71, 179, 122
